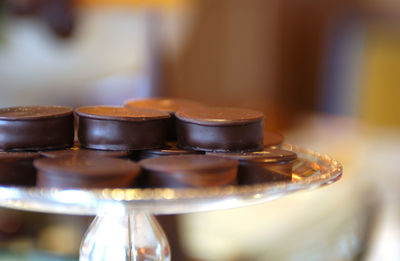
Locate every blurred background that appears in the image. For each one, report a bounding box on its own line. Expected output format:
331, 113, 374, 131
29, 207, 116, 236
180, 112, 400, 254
0, 0, 400, 260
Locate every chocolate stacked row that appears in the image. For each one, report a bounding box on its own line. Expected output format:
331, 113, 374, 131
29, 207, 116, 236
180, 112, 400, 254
0, 106, 142, 188
32, 103, 236, 189
126, 98, 295, 187
35, 105, 171, 188
0, 98, 295, 189
0, 106, 74, 186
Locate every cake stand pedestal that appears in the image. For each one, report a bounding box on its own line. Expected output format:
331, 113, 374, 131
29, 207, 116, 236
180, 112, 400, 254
80, 211, 170, 260
0, 144, 342, 261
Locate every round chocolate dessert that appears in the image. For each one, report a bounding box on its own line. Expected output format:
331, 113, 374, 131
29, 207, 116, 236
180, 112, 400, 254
125, 98, 204, 140
0, 151, 40, 186
175, 107, 264, 152
139, 142, 203, 160
75, 106, 170, 151
263, 131, 284, 147
139, 155, 238, 188
125, 98, 203, 114
0, 106, 74, 151
208, 149, 297, 185
34, 155, 141, 188
40, 145, 131, 159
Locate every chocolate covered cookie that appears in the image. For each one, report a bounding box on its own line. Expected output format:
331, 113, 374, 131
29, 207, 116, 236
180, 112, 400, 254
263, 131, 284, 147
75, 106, 170, 151
208, 149, 297, 185
34, 155, 141, 188
0, 151, 40, 186
0, 106, 74, 151
125, 98, 204, 140
176, 107, 264, 152
139, 155, 238, 188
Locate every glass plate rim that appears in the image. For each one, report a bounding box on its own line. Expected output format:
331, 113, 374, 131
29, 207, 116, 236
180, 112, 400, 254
0, 144, 343, 215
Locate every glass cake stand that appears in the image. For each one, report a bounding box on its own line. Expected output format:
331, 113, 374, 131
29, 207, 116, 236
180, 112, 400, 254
0, 144, 342, 261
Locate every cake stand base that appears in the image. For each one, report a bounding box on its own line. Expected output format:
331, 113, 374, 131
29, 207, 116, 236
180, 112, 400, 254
80, 211, 171, 261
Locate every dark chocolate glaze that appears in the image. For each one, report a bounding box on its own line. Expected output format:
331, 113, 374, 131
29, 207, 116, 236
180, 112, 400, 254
139, 142, 203, 160
39, 145, 131, 159
139, 155, 238, 188
176, 107, 264, 126
125, 98, 204, 140
34, 155, 141, 188
263, 131, 284, 147
207, 149, 297, 185
76, 106, 170, 121
176, 120, 263, 152
175, 107, 264, 152
0, 152, 40, 186
75, 106, 170, 151
0, 106, 74, 151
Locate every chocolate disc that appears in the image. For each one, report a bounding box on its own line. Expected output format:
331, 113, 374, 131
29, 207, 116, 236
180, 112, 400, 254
176, 107, 264, 152
0, 106, 74, 151
139, 155, 238, 188
0, 151, 40, 186
208, 149, 296, 185
34, 155, 141, 188
139, 142, 203, 160
263, 131, 284, 147
125, 98, 204, 140
75, 106, 170, 151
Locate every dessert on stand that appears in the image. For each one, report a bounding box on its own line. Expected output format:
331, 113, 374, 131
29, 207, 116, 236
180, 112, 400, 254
0, 101, 343, 261
0, 144, 342, 261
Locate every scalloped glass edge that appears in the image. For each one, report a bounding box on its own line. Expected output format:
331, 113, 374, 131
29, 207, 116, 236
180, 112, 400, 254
0, 144, 342, 215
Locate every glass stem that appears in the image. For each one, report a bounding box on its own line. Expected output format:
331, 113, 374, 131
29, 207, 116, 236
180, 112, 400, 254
80, 210, 171, 261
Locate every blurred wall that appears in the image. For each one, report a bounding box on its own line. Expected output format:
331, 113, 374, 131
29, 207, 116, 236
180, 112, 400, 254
161, 0, 359, 130
360, 23, 400, 127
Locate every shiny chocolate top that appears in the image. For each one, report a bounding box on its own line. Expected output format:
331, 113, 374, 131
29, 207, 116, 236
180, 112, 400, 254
0, 106, 73, 120
39, 146, 131, 159
176, 107, 264, 126
75, 106, 170, 121
207, 149, 297, 163
34, 156, 140, 177
263, 131, 284, 147
125, 98, 203, 114
0, 106, 74, 151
